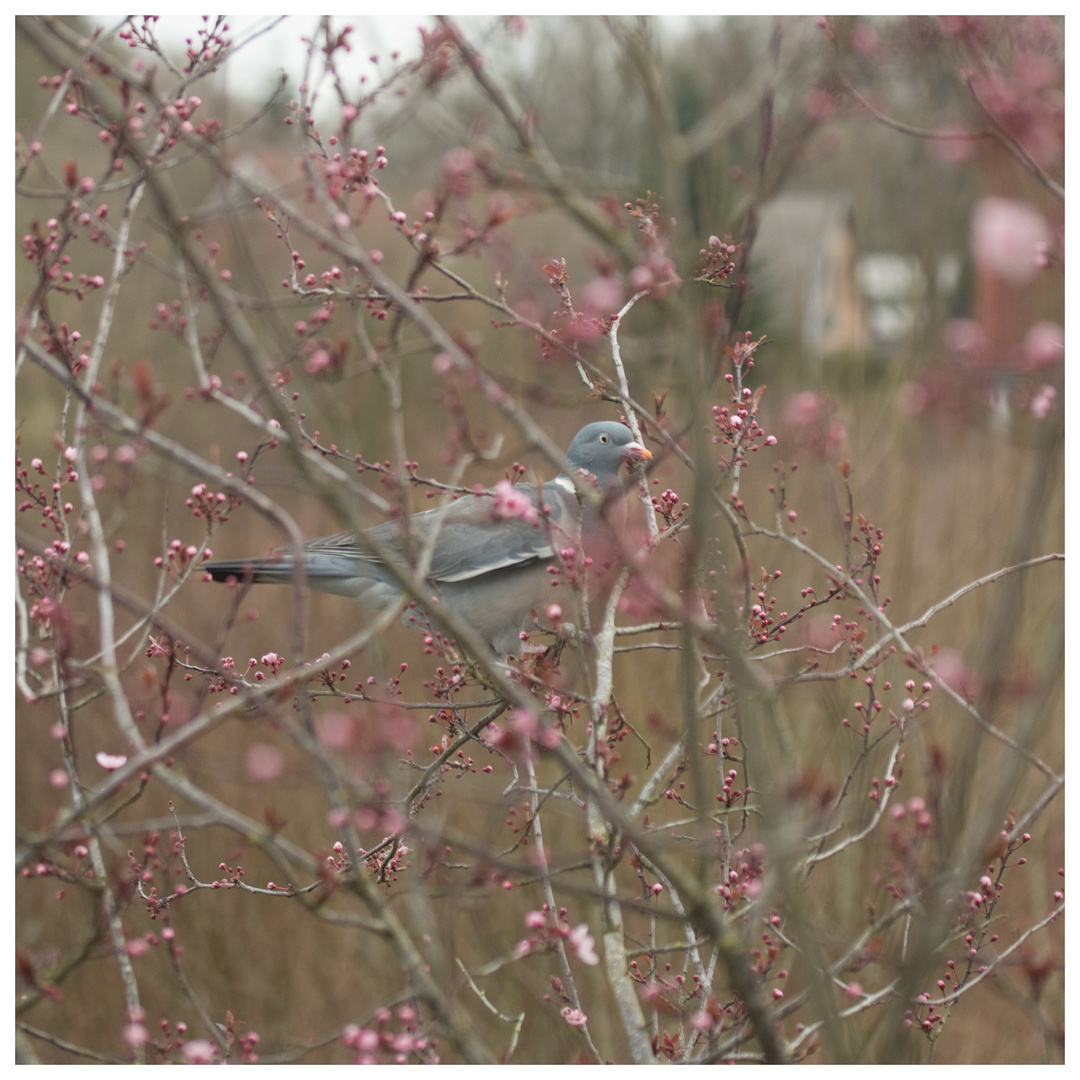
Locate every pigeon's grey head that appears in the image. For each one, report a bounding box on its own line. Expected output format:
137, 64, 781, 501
562, 422, 652, 490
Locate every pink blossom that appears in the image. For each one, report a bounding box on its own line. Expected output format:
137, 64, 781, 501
49, 769, 68, 789
782, 391, 821, 427
850, 24, 877, 54
244, 742, 285, 781
779, 392, 847, 458
567, 923, 599, 965
942, 318, 988, 360
381, 808, 407, 837
490, 480, 538, 525
560, 1007, 588, 1026
804, 85, 835, 120
95, 751, 128, 771
123, 1023, 149, 1047
509, 708, 561, 749
315, 711, 354, 749
342, 1025, 379, 1052
1021, 321, 1064, 368
510, 709, 542, 738
895, 380, 929, 416
182, 1040, 217, 1064
933, 648, 981, 700
1030, 384, 1056, 419
628, 253, 681, 299
305, 349, 331, 375
971, 197, 1051, 284
513, 298, 542, 325
442, 146, 476, 194
579, 276, 624, 317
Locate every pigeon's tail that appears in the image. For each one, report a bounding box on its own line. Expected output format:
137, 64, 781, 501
204, 553, 392, 600
204, 556, 297, 586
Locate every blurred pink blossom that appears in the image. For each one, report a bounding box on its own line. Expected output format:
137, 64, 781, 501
804, 85, 836, 120
1021, 321, 1064, 368
896, 381, 930, 417
315, 711, 354, 749
851, 24, 878, 54
123, 1023, 149, 1048
1030, 384, 1057, 419
971, 197, 1051, 284
567, 923, 599, 965
628, 253, 680, 299
182, 1040, 216, 1064
942, 318, 989, 360
933, 648, 981, 700
442, 146, 476, 196
779, 392, 847, 458
783, 391, 821, 428
509, 707, 561, 748
579, 276, 624, 317
244, 742, 285, 781
305, 348, 331, 375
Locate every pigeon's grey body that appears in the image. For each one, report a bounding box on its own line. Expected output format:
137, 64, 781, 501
205, 422, 651, 656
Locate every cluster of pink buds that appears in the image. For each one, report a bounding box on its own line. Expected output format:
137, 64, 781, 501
694, 234, 740, 287
712, 398, 776, 464
651, 487, 688, 527
715, 843, 766, 910
16, 451, 79, 533
186, 482, 237, 524
321, 144, 387, 201
746, 567, 787, 643
341, 1003, 436, 1065
515, 906, 599, 965
154, 538, 205, 577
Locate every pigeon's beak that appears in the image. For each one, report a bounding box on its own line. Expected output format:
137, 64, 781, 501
624, 441, 653, 463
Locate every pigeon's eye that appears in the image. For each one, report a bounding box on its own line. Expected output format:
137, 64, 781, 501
599, 433, 609, 443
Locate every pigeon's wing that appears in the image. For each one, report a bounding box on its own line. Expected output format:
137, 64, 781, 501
292, 482, 580, 584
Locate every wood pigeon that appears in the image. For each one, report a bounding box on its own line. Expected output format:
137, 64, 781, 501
204, 422, 652, 657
